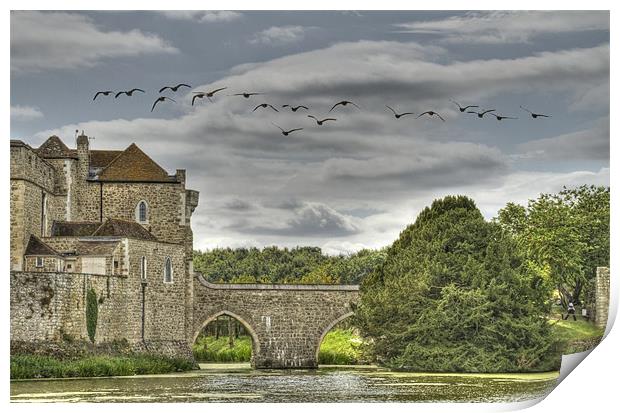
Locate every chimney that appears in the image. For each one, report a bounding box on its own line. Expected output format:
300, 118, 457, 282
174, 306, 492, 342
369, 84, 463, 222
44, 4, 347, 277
76, 131, 90, 180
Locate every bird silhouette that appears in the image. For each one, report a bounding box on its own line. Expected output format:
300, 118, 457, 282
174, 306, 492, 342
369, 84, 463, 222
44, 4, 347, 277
386, 105, 414, 119
490, 113, 518, 121
232, 92, 263, 98
159, 83, 191, 93
272, 123, 303, 136
282, 105, 309, 112
191, 87, 228, 105
151, 96, 176, 112
329, 100, 360, 112
520, 105, 551, 119
93, 91, 114, 101
450, 99, 479, 112
308, 115, 337, 126
417, 111, 445, 122
467, 109, 496, 118
115, 88, 145, 98
253, 103, 279, 112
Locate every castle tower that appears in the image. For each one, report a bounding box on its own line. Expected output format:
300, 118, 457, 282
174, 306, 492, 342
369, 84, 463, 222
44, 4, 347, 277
76, 132, 90, 182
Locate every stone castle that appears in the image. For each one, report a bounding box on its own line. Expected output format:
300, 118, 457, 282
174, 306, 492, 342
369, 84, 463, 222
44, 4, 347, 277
10, 133, 199, 357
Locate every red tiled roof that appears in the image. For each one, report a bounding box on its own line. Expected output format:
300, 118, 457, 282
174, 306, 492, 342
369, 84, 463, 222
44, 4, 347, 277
51, 221, 102, 237
36, 136, 76, 158
97, 143, 172, 182
92, 218, 158, 241
90, 150, 123, 168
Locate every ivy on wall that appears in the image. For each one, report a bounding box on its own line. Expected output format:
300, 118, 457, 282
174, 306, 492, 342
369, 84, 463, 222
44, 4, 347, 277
86, 288, 98, 343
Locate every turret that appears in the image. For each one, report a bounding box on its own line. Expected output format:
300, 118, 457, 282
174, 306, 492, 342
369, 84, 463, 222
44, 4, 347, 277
76, 131, 90, 181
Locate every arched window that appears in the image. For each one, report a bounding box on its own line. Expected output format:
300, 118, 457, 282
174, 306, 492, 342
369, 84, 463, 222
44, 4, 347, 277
164, 257, 173, 283
135, 201, 148, 223
140, 256, 147, 281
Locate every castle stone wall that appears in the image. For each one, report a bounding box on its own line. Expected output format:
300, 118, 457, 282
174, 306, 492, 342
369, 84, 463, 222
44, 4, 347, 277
595, 267, 610, 330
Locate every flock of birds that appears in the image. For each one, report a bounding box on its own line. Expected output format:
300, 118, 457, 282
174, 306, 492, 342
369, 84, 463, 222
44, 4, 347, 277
93, 83, 552, 136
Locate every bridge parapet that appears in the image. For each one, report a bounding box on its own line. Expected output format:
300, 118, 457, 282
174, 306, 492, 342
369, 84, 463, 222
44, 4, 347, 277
193, 272, 360, 368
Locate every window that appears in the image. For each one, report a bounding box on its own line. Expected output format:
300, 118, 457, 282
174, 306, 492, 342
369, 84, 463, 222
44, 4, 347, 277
136, 201, 148, 223
164, 257, 173, 283
140, 256, 147, 281
35, 257, 43, 268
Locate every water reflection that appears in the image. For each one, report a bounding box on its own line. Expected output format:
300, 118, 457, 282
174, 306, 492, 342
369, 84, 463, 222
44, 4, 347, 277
11, 364, 558, 403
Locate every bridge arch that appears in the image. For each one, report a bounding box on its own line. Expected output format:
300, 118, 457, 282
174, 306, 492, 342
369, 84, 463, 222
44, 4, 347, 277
192, 310, 261, 366
314, 311, 355, 364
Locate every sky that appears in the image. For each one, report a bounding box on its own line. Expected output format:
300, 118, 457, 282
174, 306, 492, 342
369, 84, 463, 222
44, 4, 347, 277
10, 10, 610, 255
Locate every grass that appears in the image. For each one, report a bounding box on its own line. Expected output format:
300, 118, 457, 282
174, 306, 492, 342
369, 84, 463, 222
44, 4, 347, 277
193, 328, 365, 365
548, 305, 604, 354
193, 336, 252, 362
11, 354, 195, 380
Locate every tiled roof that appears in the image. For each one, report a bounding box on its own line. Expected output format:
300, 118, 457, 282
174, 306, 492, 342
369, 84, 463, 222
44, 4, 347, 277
97, 143, 173, 182
36, 136, 76, 158
24, 235, 61, 256
76, 240, 120, 256
90, 150, 123, 168
51, 221, 102, 237
92, 218, 158, 241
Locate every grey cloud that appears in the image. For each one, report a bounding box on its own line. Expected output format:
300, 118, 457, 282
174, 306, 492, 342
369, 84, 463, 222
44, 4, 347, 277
11, 11, 177, 72
157, 11, 242, 23
396, 11, 609, 44
250, 26, 310, 46
223, 198, 255, 211
11, 105, 43, 121
235, 202, 360, 237
517, 118, 609, 161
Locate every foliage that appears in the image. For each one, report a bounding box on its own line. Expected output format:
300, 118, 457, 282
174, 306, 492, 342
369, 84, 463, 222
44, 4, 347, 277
86, 288, 98, 343
495, 185, 609, 305
356, 195, 557, 373
193, 336, 253, 362
193, 246, 386, 285
10, 354, 194, 380
318, 328, 365, 365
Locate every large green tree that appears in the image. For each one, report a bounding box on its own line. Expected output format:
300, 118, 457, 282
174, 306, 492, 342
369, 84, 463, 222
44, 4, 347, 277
496, 185, 609, 306
356, 196, 556, 372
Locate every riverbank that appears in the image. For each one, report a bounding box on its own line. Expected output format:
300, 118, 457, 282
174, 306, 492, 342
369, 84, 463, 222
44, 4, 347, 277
11, 354, 195, 380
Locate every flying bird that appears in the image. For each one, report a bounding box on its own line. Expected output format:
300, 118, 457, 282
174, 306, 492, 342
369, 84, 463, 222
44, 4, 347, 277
386, 105, 414, 119
253, 103, 279, 112
272, 123, 303, 136
151, 96, 176, 112
115, 88, 145, 98
520, 105, 552, 119
417, 111, 445, 122
450, 99, 479, 112
329, 100, 360, 112
159, 83, 192, 93
191, 87, 228, 105
93, 91, 114, 101
467, 109, 496, 118
282, 105, 309, 112
308, 115, 337, 126
490, 113, 518, 121
232, 92, 263, 98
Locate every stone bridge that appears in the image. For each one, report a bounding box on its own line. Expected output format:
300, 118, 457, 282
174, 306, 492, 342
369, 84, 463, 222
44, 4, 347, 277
192, 273, 360, 369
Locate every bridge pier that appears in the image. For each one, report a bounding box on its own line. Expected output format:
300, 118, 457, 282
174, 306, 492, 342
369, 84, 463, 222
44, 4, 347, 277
192, 274, 359, 369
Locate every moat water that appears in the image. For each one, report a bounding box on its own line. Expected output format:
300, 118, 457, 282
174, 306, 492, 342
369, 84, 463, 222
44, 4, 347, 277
11, 364, 558, 403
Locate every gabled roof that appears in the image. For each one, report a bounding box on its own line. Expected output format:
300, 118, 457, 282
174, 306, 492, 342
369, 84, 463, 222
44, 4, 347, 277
90, 150, 123, 169
92, 218, 158, 241
24, 235, 61, 256
97, 143, 172, 182
36, 136, 76, 159
51, 221, 102, 237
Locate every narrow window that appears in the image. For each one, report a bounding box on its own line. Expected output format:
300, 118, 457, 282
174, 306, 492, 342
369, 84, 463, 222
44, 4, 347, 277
140, 256, 147, 281
136, 201, 148, 223
164, 257, 173, 283
36, 257, 43, 268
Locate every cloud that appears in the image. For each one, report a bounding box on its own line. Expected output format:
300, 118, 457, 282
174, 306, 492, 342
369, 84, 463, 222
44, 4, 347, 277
157, 10, 242, 23
321, 240, 371, 256
517, 118, 609, 161
11, 105, 43, 120
250, 26, 309, 46
30, 38, 609, 250
234, 202, 360, 237
396, 11, 609, 44
11, 11, 177, 72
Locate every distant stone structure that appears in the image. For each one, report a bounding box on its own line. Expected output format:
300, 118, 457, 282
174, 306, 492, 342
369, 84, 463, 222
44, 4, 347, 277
10, 134, 359, 367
